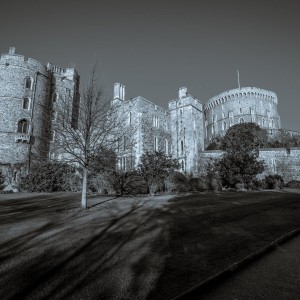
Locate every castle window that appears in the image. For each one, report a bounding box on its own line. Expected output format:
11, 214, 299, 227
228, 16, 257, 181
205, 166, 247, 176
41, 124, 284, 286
153, 116, 159, 127
262, 119, 265, 127
52, 93, 58, 103
123, 136, 126, 151
17, 119, 29, 134
23, 98, 30, 110
129, 112, 132, 124
25, 77, 33, 90
271, 119, 274, 128
181, 140, 184, 153
181, 160, 185, 171
240, 108, 242, 113
154, 137, 158, 151
223, 122, 227, 130
165, 139, 168, 155
240, 118, 244, 124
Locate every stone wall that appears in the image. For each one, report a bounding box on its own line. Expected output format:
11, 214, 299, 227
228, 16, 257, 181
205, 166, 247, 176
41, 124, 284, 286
169, 87, 204, 174
198, 148, 300, 182
0, 47, 80, 164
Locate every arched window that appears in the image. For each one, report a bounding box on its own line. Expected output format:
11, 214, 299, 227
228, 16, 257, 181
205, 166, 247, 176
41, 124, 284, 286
223, 122, 227, 130
17, 119, 29, 134
25, 77, 33, 90
271, 119, 274, 128
23, 98, 30, 110
240, 118, 244, 124
262, 119, 265, 127
52, 93, 58, 103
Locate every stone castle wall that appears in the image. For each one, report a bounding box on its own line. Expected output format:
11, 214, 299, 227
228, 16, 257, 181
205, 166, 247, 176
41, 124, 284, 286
0, 47, 80, 164
198, 148, 300, 182
204, 87, 281, 144
169, 87, 204, 174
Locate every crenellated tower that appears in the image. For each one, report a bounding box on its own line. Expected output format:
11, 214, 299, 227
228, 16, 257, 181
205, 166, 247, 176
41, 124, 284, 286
168, 87, 204, 174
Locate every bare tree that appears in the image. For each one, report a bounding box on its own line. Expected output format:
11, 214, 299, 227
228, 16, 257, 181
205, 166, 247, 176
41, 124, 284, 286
53, 67, 128, 208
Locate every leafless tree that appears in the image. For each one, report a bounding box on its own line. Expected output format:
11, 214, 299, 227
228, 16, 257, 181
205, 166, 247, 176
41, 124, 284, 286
53, 67, 130, 208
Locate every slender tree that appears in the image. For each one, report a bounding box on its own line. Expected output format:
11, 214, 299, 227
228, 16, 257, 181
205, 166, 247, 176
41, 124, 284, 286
53, 67, 127, 208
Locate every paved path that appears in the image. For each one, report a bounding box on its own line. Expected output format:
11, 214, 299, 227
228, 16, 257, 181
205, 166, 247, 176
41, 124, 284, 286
192, 234, 300, 300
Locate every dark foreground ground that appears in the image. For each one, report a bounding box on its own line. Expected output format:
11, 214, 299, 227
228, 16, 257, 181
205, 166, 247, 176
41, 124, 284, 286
0, 190, 299, 299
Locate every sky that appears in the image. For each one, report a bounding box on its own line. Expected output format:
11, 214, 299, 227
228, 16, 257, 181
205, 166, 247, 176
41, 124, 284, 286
1, 0, 300, 131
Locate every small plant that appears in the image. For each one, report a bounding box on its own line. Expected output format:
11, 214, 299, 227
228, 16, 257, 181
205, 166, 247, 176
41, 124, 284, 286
264, 174, 284, 189
0, 171, 6, 191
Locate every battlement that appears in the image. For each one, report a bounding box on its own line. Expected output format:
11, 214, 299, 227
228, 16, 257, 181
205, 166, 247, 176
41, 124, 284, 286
204, 87, 278, 111
168, 95, 202, 111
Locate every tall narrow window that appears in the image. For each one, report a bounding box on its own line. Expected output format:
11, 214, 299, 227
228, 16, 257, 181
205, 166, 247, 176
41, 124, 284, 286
154, 137, 158, 151
240, 118, 244, 124
129, 112, 132, 124
262, 119, 265, 127
181, 140, 184, 153
52, 93, 58, 103
123, 136, 126, 151
23, 98, 30, 110
17, 119, 29, 134
223, 122, 227, 130
165, 139, 168, 155
25, 77, 33, 90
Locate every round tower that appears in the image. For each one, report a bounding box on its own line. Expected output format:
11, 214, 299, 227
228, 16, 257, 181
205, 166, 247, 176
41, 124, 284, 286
0, 47, 52, 164
204, 87, 281, 144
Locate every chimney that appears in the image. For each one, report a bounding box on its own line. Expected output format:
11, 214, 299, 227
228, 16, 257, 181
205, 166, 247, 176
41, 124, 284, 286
114, 83, 125, 100
178, 87, 187, 99
9, 47, 16, 54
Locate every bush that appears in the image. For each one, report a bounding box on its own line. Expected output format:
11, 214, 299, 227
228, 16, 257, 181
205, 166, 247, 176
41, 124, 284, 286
170, 172, 189, 192
20, 162, 77, 192
108, 170, 148, 196
286, 180, 300, 189
264, 174, 284, 190
0, 171, 6, 191
248, 179, 267, 190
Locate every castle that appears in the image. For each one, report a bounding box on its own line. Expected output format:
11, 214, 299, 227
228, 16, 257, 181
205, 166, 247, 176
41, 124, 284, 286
1, 47, 300, 183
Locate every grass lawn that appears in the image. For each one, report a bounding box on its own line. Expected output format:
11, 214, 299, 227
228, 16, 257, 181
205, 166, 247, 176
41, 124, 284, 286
0, 190, 299, 299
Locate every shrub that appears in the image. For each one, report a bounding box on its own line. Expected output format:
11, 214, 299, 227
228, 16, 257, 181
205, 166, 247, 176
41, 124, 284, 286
20, 162, 77, 192
248, 179, 267, 190
108, 170, 148, 196
286, 180, 300, 189
264, 174, 284, 189
170, 172, 189, 192
0, 171, 6, 191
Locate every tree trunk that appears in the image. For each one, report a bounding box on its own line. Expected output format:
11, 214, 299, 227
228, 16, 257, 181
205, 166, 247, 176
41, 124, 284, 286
81, 167, 88, 209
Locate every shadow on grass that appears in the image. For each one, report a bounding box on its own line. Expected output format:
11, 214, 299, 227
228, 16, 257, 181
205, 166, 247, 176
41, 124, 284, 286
0, 191, 299, 300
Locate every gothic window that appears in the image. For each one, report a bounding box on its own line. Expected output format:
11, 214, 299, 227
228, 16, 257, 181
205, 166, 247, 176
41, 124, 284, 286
52, 93, 58, 103
240, 118, 244, 124
165, 139, 168, 155
23, 98, 30, 110
123, 136, 126, 151
25, 77, 33, 90
17, 119, 29, 134
154, 137, 158, 151
223, 122, 227, 130
153, 116, 159, 127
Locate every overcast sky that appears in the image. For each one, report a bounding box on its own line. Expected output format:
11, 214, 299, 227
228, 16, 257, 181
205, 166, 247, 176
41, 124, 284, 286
1, 0, 300, 131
